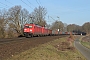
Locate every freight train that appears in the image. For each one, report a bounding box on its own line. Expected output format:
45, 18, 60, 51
23, 23, 73, 38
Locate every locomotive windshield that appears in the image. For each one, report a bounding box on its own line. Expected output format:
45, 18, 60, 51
25, 26, 32, 28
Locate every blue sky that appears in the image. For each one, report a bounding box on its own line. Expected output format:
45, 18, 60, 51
0, 0, 90, 26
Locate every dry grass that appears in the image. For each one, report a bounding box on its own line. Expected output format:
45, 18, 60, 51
7, 37, 86, 60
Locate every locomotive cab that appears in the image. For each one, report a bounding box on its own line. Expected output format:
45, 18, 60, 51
24, 25, 33, 32
23, 24, 33, 38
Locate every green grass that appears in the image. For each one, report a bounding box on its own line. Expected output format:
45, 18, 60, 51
7, 37, 86, 60
80, 36, 90, 49
81, 41, 90, 49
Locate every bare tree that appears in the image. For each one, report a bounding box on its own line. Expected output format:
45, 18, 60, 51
63, 23, 68, 32
0, 9, 8, 38
51, 20, 64, 31
67, 24, 81, 32
45, 24, 51, 29
8, 5, 22, 35
20, 8, 29, 28
82, 22, 90, 34
30, 6, 47, 26
0, 18, 5, 38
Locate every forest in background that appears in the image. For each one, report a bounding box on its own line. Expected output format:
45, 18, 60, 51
0, 5, 90, 38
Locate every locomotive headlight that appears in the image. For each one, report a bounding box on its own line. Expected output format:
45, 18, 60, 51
24, 29, 27, 30
30, 29, 32, 31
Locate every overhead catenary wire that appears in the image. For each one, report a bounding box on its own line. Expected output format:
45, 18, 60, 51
21, 0, 34, 10
36, 0, 40, 6
27, 0, 36, 8
38, 0, 42, 6
0, 1, 9, 8
48, 16, 56, 21
5, 0, 14, 5
45, 15, 55, 24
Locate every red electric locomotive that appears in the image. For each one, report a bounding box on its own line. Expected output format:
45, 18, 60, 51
23, 23, 52, 37
24, 23, 42, 37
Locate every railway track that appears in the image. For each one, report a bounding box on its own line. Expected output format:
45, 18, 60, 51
0, 36, 45, 44
0, 37, 26, 44
0, 35, 68, 45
